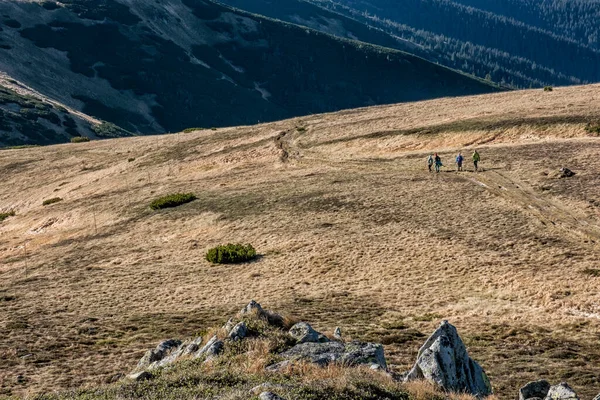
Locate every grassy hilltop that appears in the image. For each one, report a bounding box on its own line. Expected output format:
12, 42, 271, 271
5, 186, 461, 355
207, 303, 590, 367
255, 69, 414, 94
1, 85, 600, 398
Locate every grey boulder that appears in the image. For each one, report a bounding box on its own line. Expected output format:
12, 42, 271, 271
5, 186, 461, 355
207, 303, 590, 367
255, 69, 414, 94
259, 392, 285, 400
404, 320, 492, 397
278, 340, 387, 370
593, 393, 600, 400
520, 380, 551, 400
228, 322, 248, 341
545, 383, 579, 400
195, 335, 224, 360
289, 322, 329, 344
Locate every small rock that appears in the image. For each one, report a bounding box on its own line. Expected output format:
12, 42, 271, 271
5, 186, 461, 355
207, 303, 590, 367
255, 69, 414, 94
228, 322, 248, 341
128, 371, 152, 381
333, 327, 342, 340
545, 382, 579, 400
289, 322, 329, 344
259, 392, 285, 400
559, 168, 575, 178
181, 337, 203, 356
195, 335, 224, 360
520, 380, 550, 400
593, 393, 600, 400
241, 300, 265, 316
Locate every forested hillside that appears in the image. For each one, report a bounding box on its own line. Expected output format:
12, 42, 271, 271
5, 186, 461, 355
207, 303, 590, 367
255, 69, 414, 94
0, 0, 498, 145
299, 0, 600, 88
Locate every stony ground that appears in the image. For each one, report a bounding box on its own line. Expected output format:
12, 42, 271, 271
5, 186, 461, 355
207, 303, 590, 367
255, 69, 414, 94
1, 85, 600, 398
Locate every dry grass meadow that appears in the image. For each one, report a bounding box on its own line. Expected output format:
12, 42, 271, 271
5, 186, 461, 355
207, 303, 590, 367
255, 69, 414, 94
1, 85, 600, 398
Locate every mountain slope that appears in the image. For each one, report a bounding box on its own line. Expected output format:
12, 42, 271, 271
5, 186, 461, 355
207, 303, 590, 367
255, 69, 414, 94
0, 0, 498, 145
302, 0, 600, 88
0, 76, 131, 147
1, 85, 600, 398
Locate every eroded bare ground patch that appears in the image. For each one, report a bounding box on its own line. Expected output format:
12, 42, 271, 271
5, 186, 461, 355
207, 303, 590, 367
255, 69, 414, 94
1, 86, 600, 398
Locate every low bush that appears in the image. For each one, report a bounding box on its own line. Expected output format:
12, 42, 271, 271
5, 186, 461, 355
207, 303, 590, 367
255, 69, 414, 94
43, 197, 63, 206
182, 127, 205, 133
71, 136, 90, 143
585, 122, 600, 136
0, 210, 15, 222
206, 243, 257, 264
150, 193, 196, 210
544, 86, 553, 92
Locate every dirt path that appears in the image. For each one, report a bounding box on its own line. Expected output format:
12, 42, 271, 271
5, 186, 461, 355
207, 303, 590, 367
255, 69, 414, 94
469, 170, 600, 245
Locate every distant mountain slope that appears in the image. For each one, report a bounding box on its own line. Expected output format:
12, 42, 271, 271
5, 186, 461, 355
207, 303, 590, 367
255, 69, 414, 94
0, 0, 498, 145
302, 0, 600, 88
0, 77, 130, 147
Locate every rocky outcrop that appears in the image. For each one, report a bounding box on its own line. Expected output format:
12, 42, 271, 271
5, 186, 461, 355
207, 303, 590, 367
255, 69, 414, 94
545, 383, 579, 400
136, 339, 182, 371
520, 380, 551, 400
404, 320, 492, 397
288, 322, 329, 344
593, 392, 600, 400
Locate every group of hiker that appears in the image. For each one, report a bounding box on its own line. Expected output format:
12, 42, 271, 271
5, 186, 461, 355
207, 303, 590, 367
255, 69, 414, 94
427, 150, 480, 173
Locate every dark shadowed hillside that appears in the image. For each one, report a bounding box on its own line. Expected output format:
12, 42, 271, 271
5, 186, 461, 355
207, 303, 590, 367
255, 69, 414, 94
0, 0, 498, 146
301, 0, 600, 88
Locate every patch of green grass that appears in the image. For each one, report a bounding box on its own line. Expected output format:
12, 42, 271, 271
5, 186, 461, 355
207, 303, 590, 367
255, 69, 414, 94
0, 210, 15, 222
150, 193, 196, 210
544, 86, 553, 91
71, 136, 90, 143
206, 243, 257, 264
43, 197, 63, 206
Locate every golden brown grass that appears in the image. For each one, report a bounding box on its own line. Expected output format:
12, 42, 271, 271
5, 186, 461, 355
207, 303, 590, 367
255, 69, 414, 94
1, 84, 600, 398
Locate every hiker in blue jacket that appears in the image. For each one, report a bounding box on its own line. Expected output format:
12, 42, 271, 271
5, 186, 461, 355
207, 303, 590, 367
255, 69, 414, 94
456, 152, 464, 172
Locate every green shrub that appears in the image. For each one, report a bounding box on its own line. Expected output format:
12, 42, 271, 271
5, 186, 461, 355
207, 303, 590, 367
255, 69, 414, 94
128, 157, 135, 162
583, 268, 600, 277
0, 211, 15, 222
71, 136, 90, 143
206, 243, 257, 264
585, 122, 600, 136
544, 86, 553, 92
43, 197, 63, 206
182, 127, 205, 133
92, 122, 130, 138
150, 193, 196, 210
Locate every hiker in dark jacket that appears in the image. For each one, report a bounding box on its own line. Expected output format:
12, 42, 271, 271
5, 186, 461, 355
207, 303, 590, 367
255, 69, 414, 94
434, 153, 443, 173
427, 154, 434, 172
472, 150, 481, 171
